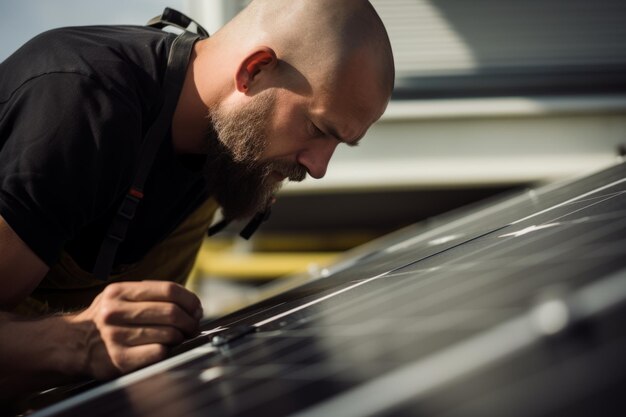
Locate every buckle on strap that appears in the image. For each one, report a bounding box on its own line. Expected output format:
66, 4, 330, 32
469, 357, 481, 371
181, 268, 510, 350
106, 189, 144, 241
117, 189, 143, 220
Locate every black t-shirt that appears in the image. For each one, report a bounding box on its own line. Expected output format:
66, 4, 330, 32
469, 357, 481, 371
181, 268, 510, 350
0, 25, 209, 271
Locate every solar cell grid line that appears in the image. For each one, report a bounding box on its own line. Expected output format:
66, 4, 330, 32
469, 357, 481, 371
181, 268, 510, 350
34, 270, 428, 416
310, 228, 581, 327
291, 269, 626, 417
351, 165, 623, 257
255, 306, 512, 338
228, 334, 382, 378
29, 343, 220, 417
165, 335, 324, 377
343, 165, 626, 274
103, 348, 313, 416
30, 161, 626, 417
124, 352, 340, 417
248, 223, 531, 332
546, 191, 626, 218
251, 271, 394, 328
481, 224, 626, 278
261, 281, 519, 359
358, 270, 525, 325
251, 332, 416, 372
283, 278, 493, 337
281, 276, 520, 332
35, 262, 624, 408
515, 195, 626, 234
312, 224, 511, 288
378, 206, 612, 284
300, 181, 573, 283
451, 258, 619, 312
456, 213, 626, 270
300, 193, 608, 300
186, 331, 441, 417
208, 336, 313, 368
384, 237, 625, 314
441, 217, 625, 274
59, 237, 624, 412
138, 264, 544, 416
258, 272, 423, 330
163, 336, 343, 406
278, 270, 502, 331
404, 193, 624, 272
276, 180, 624, 412
275, 315, 492, 370
353, 185, 549, 261
510, 178, 626, 226
56, 343, 325, 417
247, 271, 396, 328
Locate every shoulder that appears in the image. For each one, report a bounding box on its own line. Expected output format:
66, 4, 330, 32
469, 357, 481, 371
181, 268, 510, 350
0, 25, 175, 103
9, 25, 174, 62
0, 72, 142, 266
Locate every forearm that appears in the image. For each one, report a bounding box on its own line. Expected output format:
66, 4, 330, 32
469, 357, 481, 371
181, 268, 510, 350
0, 280, 202, 404
0, 311, 89, 400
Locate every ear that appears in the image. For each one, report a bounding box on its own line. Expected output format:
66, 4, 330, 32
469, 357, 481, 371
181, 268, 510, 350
235, 47, 278, 93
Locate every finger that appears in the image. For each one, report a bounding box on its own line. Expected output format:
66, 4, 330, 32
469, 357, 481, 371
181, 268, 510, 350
110, 343, 169, 375
101, 301, 199, 335
106, 325, 185, 347
103, 281, 202, 317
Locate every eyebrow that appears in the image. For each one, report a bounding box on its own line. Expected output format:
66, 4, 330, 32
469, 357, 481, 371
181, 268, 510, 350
321, 122, 362, 147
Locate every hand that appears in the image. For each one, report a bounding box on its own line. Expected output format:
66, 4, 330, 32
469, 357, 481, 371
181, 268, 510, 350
69, 281, 203, 380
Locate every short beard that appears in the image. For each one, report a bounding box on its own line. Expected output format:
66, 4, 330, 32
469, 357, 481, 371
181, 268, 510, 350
204, 90, 307, 220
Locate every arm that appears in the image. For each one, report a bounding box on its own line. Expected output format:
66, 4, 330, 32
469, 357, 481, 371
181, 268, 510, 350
0, 216, 203, 401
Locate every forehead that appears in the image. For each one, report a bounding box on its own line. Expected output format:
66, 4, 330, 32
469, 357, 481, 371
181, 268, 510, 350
309, 69, 389, 142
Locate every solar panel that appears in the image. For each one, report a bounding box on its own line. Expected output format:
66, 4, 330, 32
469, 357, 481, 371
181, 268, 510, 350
30, 160, 626, 417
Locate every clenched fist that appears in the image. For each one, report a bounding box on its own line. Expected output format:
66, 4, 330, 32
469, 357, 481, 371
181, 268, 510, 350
68, 280, 203, 380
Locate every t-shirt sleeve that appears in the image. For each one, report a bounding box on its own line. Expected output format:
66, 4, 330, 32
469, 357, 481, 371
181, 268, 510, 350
0, 73, 141, 266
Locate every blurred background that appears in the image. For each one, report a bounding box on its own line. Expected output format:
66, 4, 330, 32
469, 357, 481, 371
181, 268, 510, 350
2, 0, 626, 316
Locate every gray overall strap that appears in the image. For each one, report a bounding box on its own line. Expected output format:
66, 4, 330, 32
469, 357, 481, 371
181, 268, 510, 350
92, 31, 200, 281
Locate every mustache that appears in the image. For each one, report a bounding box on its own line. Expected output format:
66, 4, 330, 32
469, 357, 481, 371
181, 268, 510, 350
266, 159, 308, 182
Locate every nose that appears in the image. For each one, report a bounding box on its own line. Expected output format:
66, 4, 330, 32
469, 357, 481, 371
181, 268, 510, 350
296, 140, 339, 179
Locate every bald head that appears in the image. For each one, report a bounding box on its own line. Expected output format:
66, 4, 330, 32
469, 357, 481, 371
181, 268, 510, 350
213, 0, 394, 100
178, 1, 395, 218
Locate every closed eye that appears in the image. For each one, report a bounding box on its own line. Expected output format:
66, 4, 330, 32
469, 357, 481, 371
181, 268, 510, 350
309, 121, 325, 138
310, 119, 361, 147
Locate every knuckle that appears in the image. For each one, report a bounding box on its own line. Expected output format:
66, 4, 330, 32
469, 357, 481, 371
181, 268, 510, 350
163, 303, 180, 322
98, 302, 119, 324
109, 346, 130, 371
109, 345, 167, 375
102, 283, 123, 299
161, 281, 179, 299
107, 327, 126, 344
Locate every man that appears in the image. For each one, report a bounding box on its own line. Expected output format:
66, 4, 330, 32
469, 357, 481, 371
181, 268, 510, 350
0, 0, 394, 401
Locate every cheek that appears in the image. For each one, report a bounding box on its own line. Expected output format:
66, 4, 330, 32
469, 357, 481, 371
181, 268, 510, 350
263, 104, 306, 157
